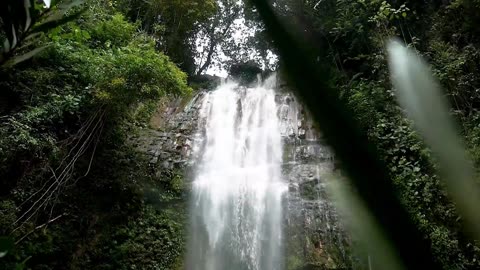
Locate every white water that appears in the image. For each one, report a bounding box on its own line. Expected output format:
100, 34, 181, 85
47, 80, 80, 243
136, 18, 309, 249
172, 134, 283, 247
187, 80, 288, 270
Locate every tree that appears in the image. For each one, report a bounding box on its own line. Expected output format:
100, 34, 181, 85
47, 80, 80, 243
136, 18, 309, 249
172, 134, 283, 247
118, 0, 216, 74
195, 0, 242, 75
194, 0, 278, 75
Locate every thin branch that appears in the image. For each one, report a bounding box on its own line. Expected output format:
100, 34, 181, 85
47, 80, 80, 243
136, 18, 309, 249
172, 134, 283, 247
13, 109, 106, 232
17, 109, 102, 209
15, 213, 66, 245
313, 0, 324, 10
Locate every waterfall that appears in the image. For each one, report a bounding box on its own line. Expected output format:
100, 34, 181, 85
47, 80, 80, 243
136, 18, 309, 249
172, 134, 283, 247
187, 79, 288, 270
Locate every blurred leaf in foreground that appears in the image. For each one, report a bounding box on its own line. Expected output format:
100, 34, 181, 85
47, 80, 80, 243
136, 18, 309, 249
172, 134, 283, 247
388, 40, 480, 238
0, 236, 14, 258
328, 175, 404, 270
0, 0, 85, 67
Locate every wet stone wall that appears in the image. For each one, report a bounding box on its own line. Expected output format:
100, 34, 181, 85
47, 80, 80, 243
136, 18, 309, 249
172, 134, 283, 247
131, 84, 353, 270
276, 89, 353, 270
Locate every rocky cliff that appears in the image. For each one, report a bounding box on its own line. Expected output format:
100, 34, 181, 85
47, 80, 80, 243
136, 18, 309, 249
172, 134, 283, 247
276, 87, 353, 270
130, 78, 353, 270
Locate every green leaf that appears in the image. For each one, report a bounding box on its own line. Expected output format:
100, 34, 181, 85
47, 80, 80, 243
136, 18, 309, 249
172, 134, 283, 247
31, 8, 86, 34
4, 45, 50, 67
402, 12, 407, 18
0, 236, 14, 258
23, 32, 43, 41
15, 256, 31, 270
388, 40, 480, 239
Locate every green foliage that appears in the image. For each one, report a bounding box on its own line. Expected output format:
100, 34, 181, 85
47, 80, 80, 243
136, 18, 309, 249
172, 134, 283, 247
0, 201, 18, 235
342, 79, 393, 130
286, 255, 303, 270
429, 40, 480, 115
108, 206, 186, 270
369, 1, 410, 25
1, 1, 191, 269
118, 0, 216, 73
41, 140, 189, 270
0, 6, 191, 182
90, 13, 137, 48
131, 101, 161, 128
337, 2, 480, 268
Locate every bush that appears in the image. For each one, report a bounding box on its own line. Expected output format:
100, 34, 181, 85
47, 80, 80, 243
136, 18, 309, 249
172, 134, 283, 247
90, 13, 137, 48
0, 3, 191, 269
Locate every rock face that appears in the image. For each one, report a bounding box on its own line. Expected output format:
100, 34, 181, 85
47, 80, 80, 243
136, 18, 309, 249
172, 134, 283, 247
132, 79, 353, 269
276, 87, 353, 270
131, 94, 205, 174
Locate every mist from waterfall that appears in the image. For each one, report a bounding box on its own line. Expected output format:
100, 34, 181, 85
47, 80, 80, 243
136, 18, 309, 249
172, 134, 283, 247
187, 78, 287, 270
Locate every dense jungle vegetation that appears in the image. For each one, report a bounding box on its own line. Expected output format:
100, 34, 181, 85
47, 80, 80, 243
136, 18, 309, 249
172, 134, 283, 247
1, 0, 480, 269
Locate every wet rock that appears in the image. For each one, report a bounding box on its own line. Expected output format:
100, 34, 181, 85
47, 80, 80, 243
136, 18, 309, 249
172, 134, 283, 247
150, 156, 158, 164
159, 151, 169, 159
129, 86, 351, 269
162, 161, 171, 170
298, 128, 307, 139
277, 92, 351, 268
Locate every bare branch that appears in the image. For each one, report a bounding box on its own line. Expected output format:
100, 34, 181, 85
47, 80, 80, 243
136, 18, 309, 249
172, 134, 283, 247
15, 213, 66, 245
13, 109, 106, 233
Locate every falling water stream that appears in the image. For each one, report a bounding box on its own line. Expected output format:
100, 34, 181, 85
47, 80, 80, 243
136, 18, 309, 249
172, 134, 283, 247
187, 79, 288, 270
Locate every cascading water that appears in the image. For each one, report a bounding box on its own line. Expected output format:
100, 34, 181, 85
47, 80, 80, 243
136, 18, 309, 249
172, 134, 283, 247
187, 79, 288, 270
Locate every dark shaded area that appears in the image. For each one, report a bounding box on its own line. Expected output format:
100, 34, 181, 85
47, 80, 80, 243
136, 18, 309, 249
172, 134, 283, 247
228, 61, 263, 85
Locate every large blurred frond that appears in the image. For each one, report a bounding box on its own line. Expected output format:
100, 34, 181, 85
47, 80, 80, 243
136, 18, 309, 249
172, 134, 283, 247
388, 40, 480, 238
0, 0, 86, 67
